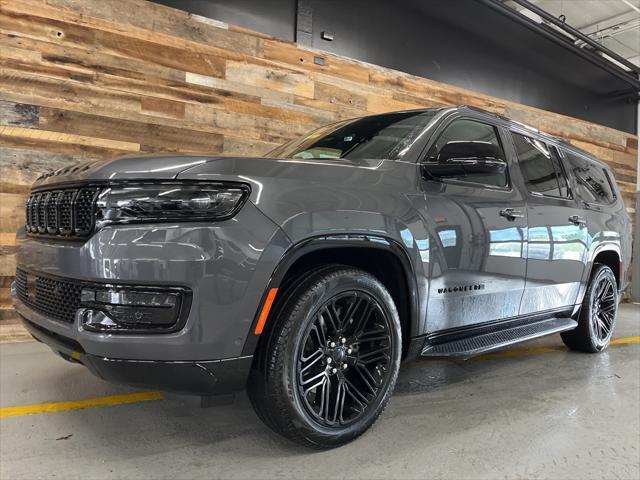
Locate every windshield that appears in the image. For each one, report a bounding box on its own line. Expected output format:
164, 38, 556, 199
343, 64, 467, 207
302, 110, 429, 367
266, 110, 439, 161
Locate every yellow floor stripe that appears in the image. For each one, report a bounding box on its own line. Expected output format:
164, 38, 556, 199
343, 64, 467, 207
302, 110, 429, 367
0, 391, 162, 419
610, 335, 640, 346
1, 337, 638, 419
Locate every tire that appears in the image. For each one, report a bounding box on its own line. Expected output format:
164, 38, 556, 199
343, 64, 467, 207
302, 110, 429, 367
248, 266, 402, 449
561, 264, 618, 353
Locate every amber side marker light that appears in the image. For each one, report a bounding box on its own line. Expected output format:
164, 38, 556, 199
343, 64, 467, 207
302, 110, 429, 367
254, 288, 278, 335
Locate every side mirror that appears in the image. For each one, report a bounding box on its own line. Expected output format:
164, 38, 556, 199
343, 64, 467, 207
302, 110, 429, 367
422, 141, 506, 179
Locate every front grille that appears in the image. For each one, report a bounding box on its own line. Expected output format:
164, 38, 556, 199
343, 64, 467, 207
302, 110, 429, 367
25, 187, 99, 238
15, 269, 83, 324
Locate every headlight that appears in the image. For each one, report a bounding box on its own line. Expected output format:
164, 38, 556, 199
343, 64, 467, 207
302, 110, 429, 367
95, 182, 250, 226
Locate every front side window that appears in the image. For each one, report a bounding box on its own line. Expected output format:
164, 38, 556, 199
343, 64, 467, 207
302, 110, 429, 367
512, 133, 570, 198
422, 119, 508, 187
266, 110, 438, 161
563, 150, 616, 205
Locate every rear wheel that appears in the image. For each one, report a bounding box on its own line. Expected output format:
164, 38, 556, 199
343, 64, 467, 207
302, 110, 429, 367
248, 266, 401, 448
561, 264, 618, 353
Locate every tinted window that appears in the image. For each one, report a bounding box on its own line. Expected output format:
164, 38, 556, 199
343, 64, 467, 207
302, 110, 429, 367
424, 119, 508, 187
266, 110, 438, 161
513, 133, 570, 198
563, 151, 616, 204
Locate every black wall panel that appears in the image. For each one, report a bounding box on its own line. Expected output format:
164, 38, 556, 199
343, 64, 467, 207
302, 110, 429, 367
156, 0, 296, 42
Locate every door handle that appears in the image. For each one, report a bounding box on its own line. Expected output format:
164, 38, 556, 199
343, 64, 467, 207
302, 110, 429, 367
568, 215, 587, 226
500, 208, 524, 220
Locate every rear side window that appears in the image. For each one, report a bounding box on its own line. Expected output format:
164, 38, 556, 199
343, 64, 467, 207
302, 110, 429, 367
563, 151, 616, 204
512, 133, 570, 198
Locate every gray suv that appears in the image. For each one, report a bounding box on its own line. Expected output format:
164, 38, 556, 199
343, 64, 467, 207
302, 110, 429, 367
12, 106, 631, 448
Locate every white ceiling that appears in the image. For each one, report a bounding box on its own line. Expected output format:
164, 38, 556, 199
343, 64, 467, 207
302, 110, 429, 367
512, 0, 640, 67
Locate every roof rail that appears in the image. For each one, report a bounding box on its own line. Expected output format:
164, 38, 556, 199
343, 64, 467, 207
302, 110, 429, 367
458, 105, 510, 122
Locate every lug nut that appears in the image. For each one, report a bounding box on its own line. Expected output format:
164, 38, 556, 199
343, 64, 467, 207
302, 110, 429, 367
342, 363, 347, 370
347, 348, 352, 354
340, 337, 346, 344
326, 357, 332, 364
329, 341, 336, 348
332, 368, 337, 374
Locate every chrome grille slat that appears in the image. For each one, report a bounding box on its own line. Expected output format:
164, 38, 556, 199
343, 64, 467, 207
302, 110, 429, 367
25, 187, 99, 239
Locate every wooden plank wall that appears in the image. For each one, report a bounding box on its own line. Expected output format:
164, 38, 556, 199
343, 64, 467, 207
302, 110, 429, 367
0, 0, 638, 320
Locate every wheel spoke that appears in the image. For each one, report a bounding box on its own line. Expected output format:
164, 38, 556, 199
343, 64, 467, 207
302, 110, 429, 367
357, 331, 388, 343
342, 295, 363, 332
359, 362, 380, 386
350, 301, 376, 338
593, 314, 602, 339
599, 316, 612, 335
321, 306, 340, 334
300, 349, 324, 374
304, 375, 326, 397
322, 375, 333, 424
344, 377, 371, 406
358, 345, 390, 361
302, 369, 327, 386
330, 380, 346, 425
309, 324, 326, 349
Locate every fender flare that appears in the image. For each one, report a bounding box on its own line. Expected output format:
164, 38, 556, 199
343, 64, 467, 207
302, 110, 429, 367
241, 234, 420, 356
572, 243, 622, 316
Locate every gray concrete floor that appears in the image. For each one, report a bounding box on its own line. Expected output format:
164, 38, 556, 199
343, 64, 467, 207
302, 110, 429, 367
1, 305, 639, 480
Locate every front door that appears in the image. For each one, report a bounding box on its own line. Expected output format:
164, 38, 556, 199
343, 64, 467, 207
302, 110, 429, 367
419, 118, 528, 333
508, 130, 588, 314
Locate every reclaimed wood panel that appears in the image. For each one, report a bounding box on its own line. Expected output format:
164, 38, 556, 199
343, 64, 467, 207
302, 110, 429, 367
0, 0, 637, 316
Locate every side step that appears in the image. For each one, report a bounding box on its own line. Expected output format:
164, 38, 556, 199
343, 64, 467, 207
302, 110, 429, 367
421, 317, 577, 358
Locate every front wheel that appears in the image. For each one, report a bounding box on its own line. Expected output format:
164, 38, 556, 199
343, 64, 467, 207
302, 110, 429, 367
248, 266, 402, 449
561, 264, 618, 353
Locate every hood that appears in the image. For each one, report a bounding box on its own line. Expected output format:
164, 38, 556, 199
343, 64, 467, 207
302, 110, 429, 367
32, 154, 216, 189
32, 154, 383, 190
177, 155, 384, 178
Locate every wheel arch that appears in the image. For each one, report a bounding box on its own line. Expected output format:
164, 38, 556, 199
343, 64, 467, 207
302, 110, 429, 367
591, 248, 621, 289
242, 234, 420, 359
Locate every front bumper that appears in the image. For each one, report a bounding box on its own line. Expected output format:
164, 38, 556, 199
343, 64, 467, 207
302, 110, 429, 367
12, 201, 292, 394
21, 316, 252, 395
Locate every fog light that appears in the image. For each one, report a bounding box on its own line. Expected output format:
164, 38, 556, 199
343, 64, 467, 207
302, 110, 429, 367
80, 286, 189, 333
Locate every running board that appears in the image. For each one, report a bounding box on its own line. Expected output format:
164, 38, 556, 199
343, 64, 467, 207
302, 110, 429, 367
421, 317, 578, 358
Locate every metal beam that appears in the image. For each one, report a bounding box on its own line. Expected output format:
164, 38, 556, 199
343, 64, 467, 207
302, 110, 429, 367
295, 0, 313, 46
509, 0, 640, 74
477, 0, 640, 91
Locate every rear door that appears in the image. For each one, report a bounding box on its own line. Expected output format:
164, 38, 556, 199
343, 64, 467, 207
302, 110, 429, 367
508, 131, 589, 314
419, 116, 528, 333
560, 148, 628, 296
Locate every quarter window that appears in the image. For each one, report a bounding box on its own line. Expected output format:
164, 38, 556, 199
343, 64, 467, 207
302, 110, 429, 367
563, 151, 616, 204
512, 133, 570, 198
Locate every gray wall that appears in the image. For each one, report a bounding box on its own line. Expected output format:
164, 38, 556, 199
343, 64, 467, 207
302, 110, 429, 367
153, 0, 637, 135
157, 0, 296, 41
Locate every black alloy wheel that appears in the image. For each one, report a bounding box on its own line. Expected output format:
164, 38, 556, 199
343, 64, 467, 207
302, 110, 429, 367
296, 290, 393, 427
589, 271, 617, 348
248, 266, 401, 449
561, 264, 618, 353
